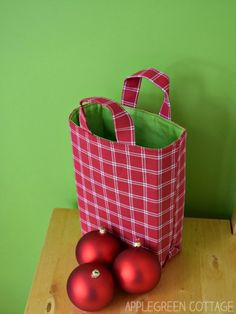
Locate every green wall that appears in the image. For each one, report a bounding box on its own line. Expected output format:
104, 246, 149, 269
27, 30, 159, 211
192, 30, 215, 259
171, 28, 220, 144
1, 1, 236, 313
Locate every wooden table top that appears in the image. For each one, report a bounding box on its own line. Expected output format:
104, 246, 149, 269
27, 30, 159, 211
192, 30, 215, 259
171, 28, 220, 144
24, 208, 236, 314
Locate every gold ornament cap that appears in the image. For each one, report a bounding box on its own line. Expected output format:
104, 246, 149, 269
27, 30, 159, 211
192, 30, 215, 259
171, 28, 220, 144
99, 226, 106, 234
91, 269, 101, 279
133, 240, 142, 247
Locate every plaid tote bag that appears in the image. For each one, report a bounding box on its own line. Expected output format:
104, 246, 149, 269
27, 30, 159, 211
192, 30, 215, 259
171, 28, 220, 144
69, 68, 187, 267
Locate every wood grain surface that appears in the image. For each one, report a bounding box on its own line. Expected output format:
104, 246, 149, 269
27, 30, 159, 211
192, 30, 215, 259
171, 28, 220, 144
24, 208, 236, 314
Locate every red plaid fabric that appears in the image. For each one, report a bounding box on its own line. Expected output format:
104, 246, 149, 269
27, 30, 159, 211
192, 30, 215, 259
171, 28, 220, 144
79, 97, 135, 145
69, 69, 186, 267
122, 68, 171, 119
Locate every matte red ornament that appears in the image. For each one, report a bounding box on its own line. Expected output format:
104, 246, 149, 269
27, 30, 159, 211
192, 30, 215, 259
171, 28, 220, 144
67, 263, 115, 311
113, 241, 161, 294
76, 227, 122, 265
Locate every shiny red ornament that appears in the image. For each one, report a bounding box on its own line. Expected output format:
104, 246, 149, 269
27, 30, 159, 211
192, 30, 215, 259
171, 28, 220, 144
76, 227, 122, 265
67, 263, 115, 311
113, 241, 161, 294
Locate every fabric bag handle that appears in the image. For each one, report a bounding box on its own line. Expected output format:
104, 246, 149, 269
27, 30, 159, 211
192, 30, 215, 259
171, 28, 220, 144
121, 68, 171, 120
79, 97, 135, 145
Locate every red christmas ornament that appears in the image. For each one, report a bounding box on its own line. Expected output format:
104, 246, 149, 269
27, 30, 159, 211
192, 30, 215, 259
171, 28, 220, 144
76, 227, 122, 265
113, 241, 161, 294
67, 263, 115, 311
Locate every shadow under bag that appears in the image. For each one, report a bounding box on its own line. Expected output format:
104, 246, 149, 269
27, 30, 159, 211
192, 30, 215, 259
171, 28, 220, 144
69, 68, 187, 267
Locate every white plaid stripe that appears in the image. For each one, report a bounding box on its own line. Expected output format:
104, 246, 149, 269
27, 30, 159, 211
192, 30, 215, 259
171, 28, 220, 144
73, 152, 177, 190
158, 147, 163, 264
85, 130, 101, 229
75, 127, 91, 231
74, 169, 176, 205
96, 137, 112, 231
77, 189, 175, 230
76, 179, 175, 218
166, 142, 177, 263
110, 142, 125, 239
71, 129, 180, 161
140, 147, 149, 246
79, 213, 174, 244
125, 145, 137, 243
169, 133, 187, 257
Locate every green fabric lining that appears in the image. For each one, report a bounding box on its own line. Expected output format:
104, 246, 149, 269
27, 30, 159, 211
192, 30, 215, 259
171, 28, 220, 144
71, 103, 185, 149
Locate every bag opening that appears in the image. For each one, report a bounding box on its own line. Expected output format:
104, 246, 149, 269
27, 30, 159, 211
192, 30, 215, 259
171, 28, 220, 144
71, 103, 185, 149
